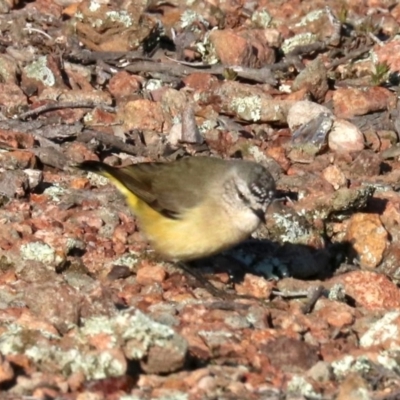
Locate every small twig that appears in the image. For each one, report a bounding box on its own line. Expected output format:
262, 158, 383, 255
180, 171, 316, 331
327, 45, 372, 70
325, 6, 342, 47
272, 290, 309, 298
125, 60, 277, 85
77, 130, 140, 156
23, 26, 52, 40
302, 285, 325, 314
273, 285, 326, 313
368, 32, 384, 46
17, 101, 115, 120
286, 41, 327, 57
269, 42, 328, 73
177, 263, 276, 305
67, 48, 149, 64
164, 55, 212, 68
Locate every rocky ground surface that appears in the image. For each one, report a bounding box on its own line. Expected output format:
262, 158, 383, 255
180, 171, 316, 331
1, 0, 400, 399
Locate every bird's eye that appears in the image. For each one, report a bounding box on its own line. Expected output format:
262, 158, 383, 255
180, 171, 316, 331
237, 191, 245, 201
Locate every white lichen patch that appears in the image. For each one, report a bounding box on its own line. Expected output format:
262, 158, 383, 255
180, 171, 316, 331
24, 56, 55, 87
231, 96, 262, 121
43, 183, 65, 202
20, 242, 57, 264
143, 79, 163, 91
29, 346, 125, 380
106, 11, 133, 28
112, 252, 140, 268
119, 396, 145, 400
85, 171, 110, 187
331, 355, 354, 377
295, 9, 326, 27
198, 119, 217, 134
180, 10, 209, 29
377, 350, 400, 373
0, 309, 186, 380
272, 212, 311, 244
83, 112, 94, 124
282, 33, 318, 54
81, 310, 181, 360
247, 145, 268, 163
74, 11, 84, 21
352, 356, 372, 374
251, 8, 272, 28
287, 375, 322, 399
0, 324, 59, 355
0, 324, 31, 354
360, 311, 400, 348
153, 393, 189, 400
198, 330, 234, 343
331, 355, 371, 378
328, 283, 346, 301
88, 0, 101, 12
196, 30, 219, 65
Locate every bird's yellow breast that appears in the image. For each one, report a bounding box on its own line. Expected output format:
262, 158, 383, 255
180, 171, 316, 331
124, 194, 250, 261
137, 201, 249, 261
105, 172, 259, 261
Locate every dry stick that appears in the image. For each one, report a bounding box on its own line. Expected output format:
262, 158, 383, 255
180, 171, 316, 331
177, 262, 288, 308
18, 101, 115, 120
77, 130, 141, 155
266, 41, 328, 73
327, 45, 372, 70
285, 41, 327, 57
125, 60, 277, 85
79, 49, 276, 83
301, 285, 325, 314
14, 105, 141, 156
68, 49, 148, 64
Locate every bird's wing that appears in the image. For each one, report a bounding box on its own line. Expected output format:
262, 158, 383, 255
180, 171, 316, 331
133, 157, 220, 218
77, 158, 226, 219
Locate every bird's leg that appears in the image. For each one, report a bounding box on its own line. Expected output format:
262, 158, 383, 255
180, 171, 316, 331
176, 262, 236, 299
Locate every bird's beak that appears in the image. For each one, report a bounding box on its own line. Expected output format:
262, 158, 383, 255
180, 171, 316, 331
252, 208, 266, 223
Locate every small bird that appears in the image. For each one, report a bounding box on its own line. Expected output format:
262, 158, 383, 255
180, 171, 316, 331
77, 157, 276, 261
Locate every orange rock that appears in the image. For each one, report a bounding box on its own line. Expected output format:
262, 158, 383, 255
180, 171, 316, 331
209, 30, 254, 66
0, 355, 13, 384
70, 177, 90, 190
136, 263, 167, 285
374, 40, 400, 73
265, 146, 291, 171
121, 99, 167, 132
108, 71, 141, 101
64, 141, 99, 164
322, 165, 347, 190
183, 73, 218, 92
0, 83, 27, 108
0, 150, 36, 169
331, 271, 400, 310
336, 373, 369, 400
235, 274, 274, 299
314, 298, 355, 328
0, 129, 34, 149
333, 87, 395, 119
0, 270, 17, 285
346, 213, 388, 268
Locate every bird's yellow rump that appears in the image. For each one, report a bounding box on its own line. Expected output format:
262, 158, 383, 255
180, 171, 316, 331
77, 157, 275, 261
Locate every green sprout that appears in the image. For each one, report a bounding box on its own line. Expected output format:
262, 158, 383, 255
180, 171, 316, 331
371, 62, 390, 85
